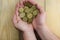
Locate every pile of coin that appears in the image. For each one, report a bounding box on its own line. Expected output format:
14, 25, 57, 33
18, 1, 39, 23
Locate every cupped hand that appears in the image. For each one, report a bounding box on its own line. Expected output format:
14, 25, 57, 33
32, 4, 46, 30
13, 0, 33, 32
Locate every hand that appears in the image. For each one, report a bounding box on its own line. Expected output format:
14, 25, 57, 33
13, 1, 33, 32
32, 4, 46, 30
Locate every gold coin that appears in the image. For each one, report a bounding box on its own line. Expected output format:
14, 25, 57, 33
27, 13, 33, 19
19, 12, 25, 18
19, 7, 24, 13
22, 16, 28, 22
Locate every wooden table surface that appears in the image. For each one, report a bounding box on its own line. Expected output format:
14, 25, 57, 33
46, 0, 60, 38
0, 0, 60, 40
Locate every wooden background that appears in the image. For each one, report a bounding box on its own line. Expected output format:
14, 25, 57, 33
46, 0, 60, 38
0, 0, 44, 40
0, 0, 60, 40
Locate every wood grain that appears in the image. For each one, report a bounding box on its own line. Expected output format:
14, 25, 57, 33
46, 0, 60, 38
0, 0, 20, 40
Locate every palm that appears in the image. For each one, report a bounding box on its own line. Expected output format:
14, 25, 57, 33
13, 16, 33, 31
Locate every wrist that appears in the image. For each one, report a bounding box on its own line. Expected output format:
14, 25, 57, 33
23, 29, 34, 33
35, 24, 47, 31
23, 28, 37, 40
35, 24, 60, 40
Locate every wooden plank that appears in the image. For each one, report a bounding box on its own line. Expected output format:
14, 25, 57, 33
46, 0, 60, 38
0, 0, 19, 40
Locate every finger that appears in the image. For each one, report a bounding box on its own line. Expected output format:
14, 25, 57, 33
37, 4, 44, 14
13, 14, 17, 24
15, 9, 19, 17
28, 0, 36, 5
15, 3, 20, 16
19, 0, 25, 7
32, 19, 36, 29
16, 16, 22, 23
40, 12, 46, 20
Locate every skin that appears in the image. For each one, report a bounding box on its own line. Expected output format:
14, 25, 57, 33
13, 0, 60, 40
32, 0, 60, 40
13, 0, 37, 40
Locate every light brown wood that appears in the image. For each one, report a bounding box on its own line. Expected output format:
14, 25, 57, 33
0, 0, 20, 40
46, 0, 60, 38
